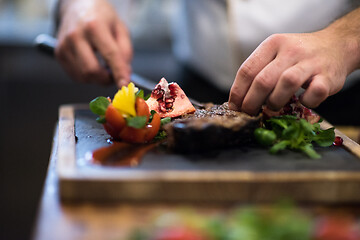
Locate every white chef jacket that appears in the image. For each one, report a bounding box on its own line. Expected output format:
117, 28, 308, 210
107, 0, 355, 91
172, 0, 352, 91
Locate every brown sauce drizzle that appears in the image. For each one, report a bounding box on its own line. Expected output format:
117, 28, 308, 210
92, 142, 157, 167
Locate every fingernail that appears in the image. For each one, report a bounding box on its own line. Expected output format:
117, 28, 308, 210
228, 102, 240, 111
118, 78, 128, 87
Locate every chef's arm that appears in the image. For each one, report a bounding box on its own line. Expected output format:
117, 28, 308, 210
229, 7, 360, 116
54, 0, 133, 88
325, 7, 360, 73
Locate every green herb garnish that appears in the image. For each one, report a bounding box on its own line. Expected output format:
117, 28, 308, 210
126, 116, 148, 129
89, 96, 110, 115
149, 110, 156, 123
135, 89, 151, 101
96, 116, 106, 124
255, 115, 335, 159
144, 93, 151, 101
135, 89, 145, 99
154, 130, 167, 140
160, 117, 171, 126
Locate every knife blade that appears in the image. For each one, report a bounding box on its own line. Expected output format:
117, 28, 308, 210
34, 34, 203, 108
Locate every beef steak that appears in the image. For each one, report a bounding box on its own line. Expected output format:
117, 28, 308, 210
164, 102, 261, 152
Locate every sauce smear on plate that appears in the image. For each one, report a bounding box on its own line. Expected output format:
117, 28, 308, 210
92, 142, 157, 166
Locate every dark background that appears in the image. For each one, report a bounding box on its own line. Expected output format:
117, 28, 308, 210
1, 2, 360, 240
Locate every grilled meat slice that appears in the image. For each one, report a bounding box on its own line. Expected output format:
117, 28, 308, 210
164, 102, 261, 153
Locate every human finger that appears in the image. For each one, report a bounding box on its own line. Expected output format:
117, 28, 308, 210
55, 34, 81, 80
115, 21, 133, 64
228, 35, 280, 112
267, 61, 315, 111
56, 51, 78, 81
56, 31, 111, 84
240, 54, 299, 115
86, 20, 131, 87
299, 75, 330, 108
114, 21, 133, 87
73, 38, 112, 84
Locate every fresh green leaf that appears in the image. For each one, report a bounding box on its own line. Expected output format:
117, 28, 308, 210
144, 93, 151, 101
149, 110, 157, 122
299, 144, 321, 159
314, 127, 335, 147
154, 130, 167, 140
299, 119, 314, 136
282, 125, 299, 140
126, 116, 147, 129
270, 140, 290, 154
135, 89, 145, 99
96, 116, 106, 124
268, 115, 296, 126
257, 114, 334, 159
161, 117, 172, 126
135, 89, 151, 101
312, 122, 321, 132
89, 96, 110, 115
281, 115, 298, 121
268, 118, 290, 130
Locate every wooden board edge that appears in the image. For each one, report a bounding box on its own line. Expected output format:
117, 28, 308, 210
57, 104, 77, 177
58, 169, 360, 182
321, 120, 360, 159
59, 178, 360, 203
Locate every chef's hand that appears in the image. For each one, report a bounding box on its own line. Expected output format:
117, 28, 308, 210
55, 0, 132, 88
228, 10, 360, 115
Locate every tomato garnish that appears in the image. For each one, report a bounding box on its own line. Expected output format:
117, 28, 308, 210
119, 101, 161, 143
90, 83, 164, 143
145, 112, 161, 141
135, 97, 150, 122
119, 126, 148, 143
103, 105, 126, 140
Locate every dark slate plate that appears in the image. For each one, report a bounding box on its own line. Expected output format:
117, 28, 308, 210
75, 109, 360, 172
57, 106, 360, 203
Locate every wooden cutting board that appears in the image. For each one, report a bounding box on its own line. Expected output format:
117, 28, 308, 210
57, 104, 360, 203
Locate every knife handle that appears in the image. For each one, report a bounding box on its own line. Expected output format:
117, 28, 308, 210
34, 34, 57, 56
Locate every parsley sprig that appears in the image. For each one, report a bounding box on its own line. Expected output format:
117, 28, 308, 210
254, 115, 335, 159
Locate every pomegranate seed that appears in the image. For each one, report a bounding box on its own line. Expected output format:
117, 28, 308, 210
333, 136, 343, 146
168, 84, 178, 97
165, 97, 174, 103
165, 102, 173, 108
282, 105, 293, 115
153, 80, 178, 113
303, 108, 312, 117
294, 106, 303, 114
152, 86, 165, 100
160, 103, 167, 113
